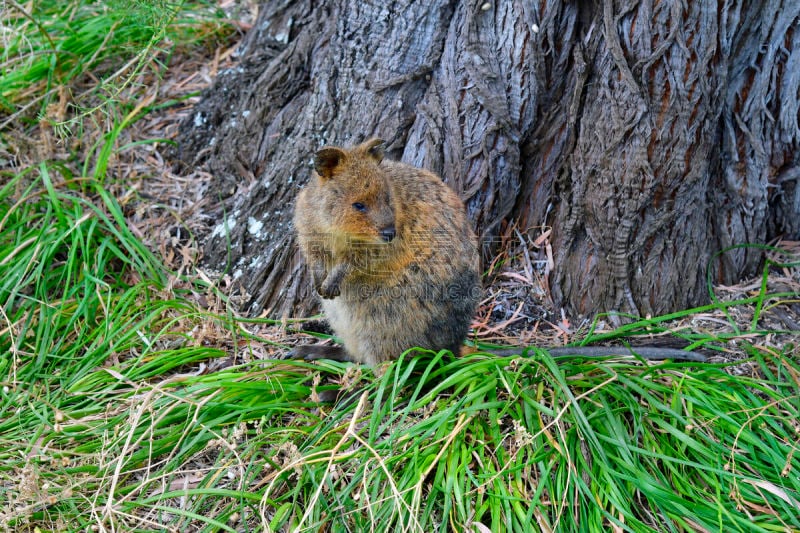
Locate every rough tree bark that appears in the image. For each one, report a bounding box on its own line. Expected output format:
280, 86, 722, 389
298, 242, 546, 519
177, 0, 800, 319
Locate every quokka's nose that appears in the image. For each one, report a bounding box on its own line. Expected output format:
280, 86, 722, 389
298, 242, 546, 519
380, 225, 396, 242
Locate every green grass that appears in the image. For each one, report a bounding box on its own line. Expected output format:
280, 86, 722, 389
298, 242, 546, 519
1, 169, 797, 533
1, 1, 800, 531
1, 0, 227, 127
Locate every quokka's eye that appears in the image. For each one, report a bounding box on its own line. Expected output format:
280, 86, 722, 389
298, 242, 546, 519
352, 202, 367, 212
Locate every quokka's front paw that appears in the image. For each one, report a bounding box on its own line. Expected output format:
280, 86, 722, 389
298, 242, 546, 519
317, 263, 350, 299
318, 277, 341, 299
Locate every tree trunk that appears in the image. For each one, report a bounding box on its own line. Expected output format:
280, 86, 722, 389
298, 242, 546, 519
176, 0, 800, 319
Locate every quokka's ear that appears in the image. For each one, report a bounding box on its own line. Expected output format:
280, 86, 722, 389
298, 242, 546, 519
362, 138, 385, 164
314, 147, 346, 179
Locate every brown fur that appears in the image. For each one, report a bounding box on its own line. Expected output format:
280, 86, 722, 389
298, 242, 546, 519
293, 138, 480, 366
